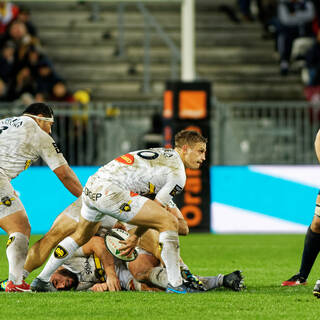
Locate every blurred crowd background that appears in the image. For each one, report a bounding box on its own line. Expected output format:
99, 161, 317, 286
1, 1, 320, 166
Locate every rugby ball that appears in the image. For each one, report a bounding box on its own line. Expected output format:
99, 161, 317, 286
105, 228, 138, 262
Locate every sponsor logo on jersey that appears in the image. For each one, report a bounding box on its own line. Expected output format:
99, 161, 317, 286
52, 142, 62, 154
54, 245, 68, 259
6, 236, 15, 248
120, 200, 132, 213
83, 187, 102, 201
0, 196, 15, 207
24, 160, 32, 170
84, 257, 93, 275
163, 149, 174, 158
3, 117, 23, 128
115, 153, 134, 165
169, 185, 183, 197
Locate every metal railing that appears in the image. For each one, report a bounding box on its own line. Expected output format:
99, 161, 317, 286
1, 100, 320, 166
212, 101, 320, 165
0, 101, 162, 166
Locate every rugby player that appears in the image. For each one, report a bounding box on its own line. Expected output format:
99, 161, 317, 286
282, 129, 320, 298
22, 196, 200, 292
0, 102, 82, 292
23, 197, 122, 291
43, 230, 244, 292
31, 130, 207, 293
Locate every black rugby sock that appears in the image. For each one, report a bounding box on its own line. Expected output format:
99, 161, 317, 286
299, 226, 320, 279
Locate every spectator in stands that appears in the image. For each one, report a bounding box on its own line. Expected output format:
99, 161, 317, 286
276, 0, 315, 76
304, 30, 320, 86
16, 6, 37, 37
48, 81, 75, 103
6, 65, 35, 101
22, 45, 50, 79
0, 1, 19, 35
34, 59, 63, 102
238, 0, 255, 21
0, 40, 15, 99
259, 0, 278, 39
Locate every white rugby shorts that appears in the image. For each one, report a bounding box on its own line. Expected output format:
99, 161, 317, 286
0, 174, 24, 219
81, 176, 148, 223
63, 196, 119, 228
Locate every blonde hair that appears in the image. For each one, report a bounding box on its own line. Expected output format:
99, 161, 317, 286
174, 130, 207, 149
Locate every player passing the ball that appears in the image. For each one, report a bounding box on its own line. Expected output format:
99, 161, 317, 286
31, 130, 207, 293
0, 103, 82, 292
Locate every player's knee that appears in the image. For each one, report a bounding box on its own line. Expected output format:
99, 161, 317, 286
160, 213, 178, 233
72, 231, 92, 246
178, 220, 189, 236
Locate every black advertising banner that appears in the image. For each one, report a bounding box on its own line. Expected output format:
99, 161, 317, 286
163, 81, 211, 232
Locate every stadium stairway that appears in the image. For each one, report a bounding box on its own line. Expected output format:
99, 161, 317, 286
23, 0, 305, 102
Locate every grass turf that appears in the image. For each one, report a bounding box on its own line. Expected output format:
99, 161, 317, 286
0, 233, 319, 320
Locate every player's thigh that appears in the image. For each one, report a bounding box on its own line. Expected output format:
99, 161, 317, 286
0, 176, 29, 235
129, 200, 178, 232
42, 213, 78, 245
0, 210, 30, 236
71, 215, 100, 245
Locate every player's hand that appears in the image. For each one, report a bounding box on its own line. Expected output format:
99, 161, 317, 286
119, 234, 138, 257
113, 221, 127, 231
107, 275, 121, 291
90, 283, 108, 292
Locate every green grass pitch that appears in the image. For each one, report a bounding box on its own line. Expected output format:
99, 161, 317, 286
0, 233, 319, 320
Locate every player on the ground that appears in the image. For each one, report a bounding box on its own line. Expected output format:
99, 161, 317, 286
127, 228, 245, 293
0, 102, 82, 292
282, 129, 320, 298
23, 197, 122, 291
25, 230, 244, 292
31, 130, 207, 294
21, 196, 200, 292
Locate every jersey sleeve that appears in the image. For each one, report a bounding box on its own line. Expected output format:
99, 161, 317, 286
35, 129, 67, 171
155, 171, 186, 207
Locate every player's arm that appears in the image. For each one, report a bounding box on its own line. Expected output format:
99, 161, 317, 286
315, 129, 320, 163
82, 236, 121, 291
54, 164, 83, 197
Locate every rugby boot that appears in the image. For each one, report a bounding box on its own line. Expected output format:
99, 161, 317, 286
5, 280, 31, 292
281, 273, 307, 286
30, 277, 57, 292
181, 269, 205, 291
223, 270, 245, 291
313, 280, 320, 298
166, 282, 204, 294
